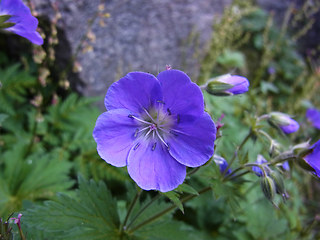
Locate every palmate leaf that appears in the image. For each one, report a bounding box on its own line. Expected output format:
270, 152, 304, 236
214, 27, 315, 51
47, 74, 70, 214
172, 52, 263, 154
0, 143, 73, 217
0, 64, 36, 115
23, 176, 120, 240
161, 191, 184, 213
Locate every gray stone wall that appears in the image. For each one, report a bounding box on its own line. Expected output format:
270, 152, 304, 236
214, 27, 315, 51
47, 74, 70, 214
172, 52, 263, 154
33, 0, 232, 98
32, 0, 319, 99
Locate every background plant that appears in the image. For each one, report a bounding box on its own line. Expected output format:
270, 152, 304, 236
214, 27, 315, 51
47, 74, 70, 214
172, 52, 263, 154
0, 0, 319, 239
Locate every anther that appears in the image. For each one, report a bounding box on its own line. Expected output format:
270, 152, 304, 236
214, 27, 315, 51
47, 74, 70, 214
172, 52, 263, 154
157, 100, 165, 104
134, 128, 139, 138
169, 130, 178, 136
152, 142, 157, 151
129, 114, 152, 125
167, 108, 171, 115
134, 143, 140, 150
177, 114, 180, 124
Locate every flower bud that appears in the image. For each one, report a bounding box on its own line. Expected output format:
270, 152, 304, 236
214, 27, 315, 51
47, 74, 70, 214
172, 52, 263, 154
205, 74, 249, 96
260, 176, 276, 201
213, 155, 231, 175
268, 112, 299, 134
269, 171, 285, 195
306, 108, 320, 129
280, 161, 290, 171
269, 140, 281, 157
252, 155, 267, 177
301, 139, 320, 177
292, 141, 311, 156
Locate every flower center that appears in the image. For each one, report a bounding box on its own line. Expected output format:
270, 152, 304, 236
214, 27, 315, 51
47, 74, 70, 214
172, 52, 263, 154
128, 104, 180, 151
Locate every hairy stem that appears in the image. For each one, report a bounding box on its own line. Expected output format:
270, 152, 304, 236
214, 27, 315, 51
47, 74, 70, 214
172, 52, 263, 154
126, 194, 161, 230
128, 187, 211, 233
120, 188, 142, 233
223, 128, 253, 174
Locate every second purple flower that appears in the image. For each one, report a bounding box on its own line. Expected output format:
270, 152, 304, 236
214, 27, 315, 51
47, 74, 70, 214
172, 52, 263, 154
0, 0, 43, 45
93, 69, 216, 192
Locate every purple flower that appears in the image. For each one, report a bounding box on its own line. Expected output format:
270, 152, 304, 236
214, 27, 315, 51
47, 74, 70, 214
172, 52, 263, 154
93, 69, 216, 192
281, 161, 290, 171
268, 66, 276, 75
206, 74, 249, 96
252, 155, 268, 177
214, 155, 231, 175
303, 139, 320, 177
0, 0, 43, 45
306, 108, 320, 129
269, 112, 299, 134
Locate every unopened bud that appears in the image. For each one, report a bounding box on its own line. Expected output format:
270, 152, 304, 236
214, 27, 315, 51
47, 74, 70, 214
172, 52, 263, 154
252, 155, 267, 177
269, 171, 285, 195
293, 141, 312, 157
269, 140, 281, 157
213, 155, 231, 175
205, 74, 249, 96
268, 112, 299, 134
260, 176, 276, 201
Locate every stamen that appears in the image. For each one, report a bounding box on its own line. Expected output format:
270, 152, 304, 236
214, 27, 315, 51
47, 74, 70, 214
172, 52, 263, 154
145, 128, 153, 138
143, 108, 156, 123
128, 114, 152, 125
157, 100, 165, 104
158, 127, 178, 136
167, 108, 171, 115
169, 128, 186, 135
169, 130, 178, 136
152, 142, 157, 151
138, 126, 150, 133
134, 143, 140, 150
155, 129, 168, 148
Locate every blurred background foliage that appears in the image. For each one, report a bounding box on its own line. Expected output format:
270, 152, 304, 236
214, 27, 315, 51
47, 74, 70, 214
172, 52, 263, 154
0, 0, 319, 239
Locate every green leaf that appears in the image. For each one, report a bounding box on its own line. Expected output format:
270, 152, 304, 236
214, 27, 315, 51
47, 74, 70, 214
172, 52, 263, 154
161, 191, 184, 213
23, 176, 120, 240
0, 22, 15, 29
260, 81, 279, 94
245, 200, 287, 239
217, 49, 246, 69
0, 15, 11, 24
0, 143, 74, 217
175, 183, 198, 195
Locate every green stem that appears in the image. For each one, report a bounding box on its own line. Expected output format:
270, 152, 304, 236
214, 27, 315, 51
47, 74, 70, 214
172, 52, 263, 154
126, 194, 161, 230
258, 129, 274, 143
187, 167, 200, 176
224, 151, 296, 181
128, 187, 211, 233
223, 129, 253, 174
18, 226, 26, 240
120, 188, 142, 233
